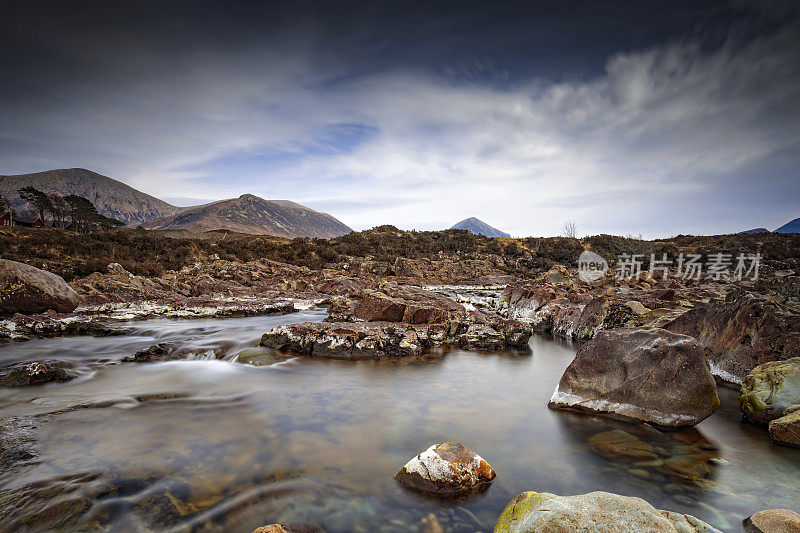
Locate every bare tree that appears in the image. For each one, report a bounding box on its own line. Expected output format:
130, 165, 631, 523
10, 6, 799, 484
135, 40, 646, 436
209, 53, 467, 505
562, 220, 578, 238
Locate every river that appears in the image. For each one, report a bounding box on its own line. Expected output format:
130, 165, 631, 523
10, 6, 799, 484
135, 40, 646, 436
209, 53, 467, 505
1, 310, 798, 531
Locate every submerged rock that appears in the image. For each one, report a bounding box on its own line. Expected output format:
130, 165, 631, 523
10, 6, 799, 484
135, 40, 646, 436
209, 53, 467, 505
0, 361, 77, 387
768, 407, 800, 448
739, 357, 800, 425
494, 491, 721, 532
0, 416, 39, 471
743, 508, 800, 533
394, 442, 496, 499
549, 328, 719, 428
666, 293, 800, 384
0, 259, 80, 315
252, 524, 321, 533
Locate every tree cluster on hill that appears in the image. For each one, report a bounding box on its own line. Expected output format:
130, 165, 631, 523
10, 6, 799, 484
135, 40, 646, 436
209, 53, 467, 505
10, 186, 124, 232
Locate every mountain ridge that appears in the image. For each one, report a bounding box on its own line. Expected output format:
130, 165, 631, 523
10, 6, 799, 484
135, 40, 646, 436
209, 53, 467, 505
0, 168, 180, 226
142, 193, 352, 238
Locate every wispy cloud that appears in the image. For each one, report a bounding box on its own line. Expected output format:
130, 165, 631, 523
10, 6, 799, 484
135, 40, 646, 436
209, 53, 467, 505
0, 1, 797, 236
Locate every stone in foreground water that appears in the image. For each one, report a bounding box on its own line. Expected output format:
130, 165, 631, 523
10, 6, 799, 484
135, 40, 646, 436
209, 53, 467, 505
395, 442, 496, 499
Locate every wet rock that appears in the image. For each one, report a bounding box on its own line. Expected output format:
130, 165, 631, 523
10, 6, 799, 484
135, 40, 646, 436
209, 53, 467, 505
121, 343, 177, 363
252, 524, 322, 533
587, 430, 659, 461
259, 316, 531, 360
260, 321, 427, 359
743, 509, 800, 533
0, 259, 80, 315
768, 407, 800, 448
494, 491, 721, 532
0, 361, 77, 387
394, 442, 496, 499
0, 416, 38, 471
666, 293, 800, 384
739, 357, 800, 424
549, 328, 719, 428
457, 323, 506, 351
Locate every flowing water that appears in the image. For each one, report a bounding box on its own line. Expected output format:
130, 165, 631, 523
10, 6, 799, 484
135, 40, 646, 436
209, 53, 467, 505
1, 310, 799, 532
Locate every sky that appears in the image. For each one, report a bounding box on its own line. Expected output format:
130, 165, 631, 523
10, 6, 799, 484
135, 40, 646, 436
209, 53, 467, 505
1, 0, 798, 237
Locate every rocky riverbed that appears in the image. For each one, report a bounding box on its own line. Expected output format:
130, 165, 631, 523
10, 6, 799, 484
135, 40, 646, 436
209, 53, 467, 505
2, 231, 800, 531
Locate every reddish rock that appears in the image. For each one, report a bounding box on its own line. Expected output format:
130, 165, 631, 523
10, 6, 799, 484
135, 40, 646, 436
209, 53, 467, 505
666, 293, 800, 384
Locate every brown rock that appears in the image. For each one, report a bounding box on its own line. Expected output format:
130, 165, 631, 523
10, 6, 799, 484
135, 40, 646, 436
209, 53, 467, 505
743, 509, 800, 533
0, 259, 80, 315
549, 328, 719, 428
768, 408, 800, 448
394, 442, 496, 499
666, 293, 800, 384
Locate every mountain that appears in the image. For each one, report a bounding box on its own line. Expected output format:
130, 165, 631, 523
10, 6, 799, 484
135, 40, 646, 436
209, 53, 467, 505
142, 194, 352, 238
0, 168, 180, 226
740, 228, 770, 234
775, 218, 800, 234
450, 217, 510, 238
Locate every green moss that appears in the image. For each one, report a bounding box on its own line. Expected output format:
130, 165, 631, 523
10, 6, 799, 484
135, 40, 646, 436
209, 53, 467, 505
494, 491, 548, 532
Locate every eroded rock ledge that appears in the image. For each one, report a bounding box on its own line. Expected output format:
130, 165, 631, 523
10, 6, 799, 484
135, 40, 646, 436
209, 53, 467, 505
259, 317, 531, 359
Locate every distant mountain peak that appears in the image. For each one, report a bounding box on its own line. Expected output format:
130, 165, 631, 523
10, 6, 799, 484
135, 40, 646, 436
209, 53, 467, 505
775, 217, 800, 234
450, 217, 510, 238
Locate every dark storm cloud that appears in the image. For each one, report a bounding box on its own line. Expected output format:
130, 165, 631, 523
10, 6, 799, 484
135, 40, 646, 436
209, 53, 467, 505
0, 0, 798, 235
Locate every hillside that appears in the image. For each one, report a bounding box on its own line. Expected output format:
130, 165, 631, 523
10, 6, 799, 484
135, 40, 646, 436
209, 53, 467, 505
0, 168, 180, 226
450, 217, 511, 238
775, 217, 800, 233
142, 194, 352, 238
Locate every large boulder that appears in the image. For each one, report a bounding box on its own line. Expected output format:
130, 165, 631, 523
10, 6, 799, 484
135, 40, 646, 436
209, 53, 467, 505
394, 442, 496, 499
739, 357, 800, 425
768, 407, 800, 448
493, 491, 721, 532
0, 259, 80, 315
549, 328, 719, 428
743, 508, 800, 533
666, 293, 800, 384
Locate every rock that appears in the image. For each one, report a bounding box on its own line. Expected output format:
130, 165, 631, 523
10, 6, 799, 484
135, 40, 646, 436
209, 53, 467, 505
121, 343, 177, 363
743, 509, 800, 533
0, 259, 80, 315
0, 416, 39, 471
332, 283, 466, 324
394, 442, 496, 499
587, 430, 658, 461
768, 408, 800, 448
252, 525, 322, 533
494, 491, 722, 532
549, 328, 719, 428
625, 300, 651, 316
666, 293, 800, 384
423, 513, 444, 533
739, 357, 800, 424
259, 317, 531, 360
457, 323, 506, 351
260, 321, 428, 359
0, 361, 77, 387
